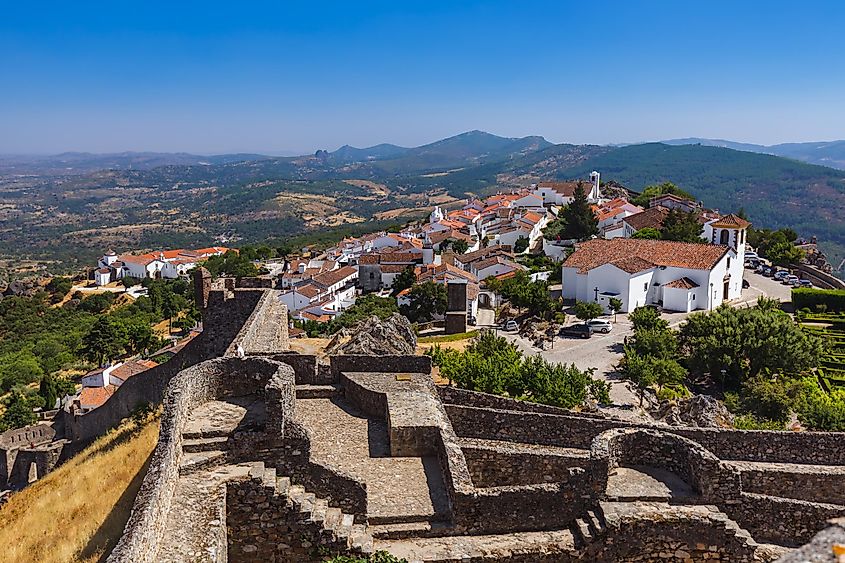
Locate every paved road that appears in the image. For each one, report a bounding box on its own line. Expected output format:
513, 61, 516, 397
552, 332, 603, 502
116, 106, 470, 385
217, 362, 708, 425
495, 267, 795, 417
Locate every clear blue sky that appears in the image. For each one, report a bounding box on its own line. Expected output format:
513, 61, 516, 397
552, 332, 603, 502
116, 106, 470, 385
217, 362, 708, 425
2, 1, 844, 154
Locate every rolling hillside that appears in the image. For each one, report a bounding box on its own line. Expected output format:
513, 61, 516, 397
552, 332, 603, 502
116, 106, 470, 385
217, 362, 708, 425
2, 132, 845, 272
663, 138, 845, 170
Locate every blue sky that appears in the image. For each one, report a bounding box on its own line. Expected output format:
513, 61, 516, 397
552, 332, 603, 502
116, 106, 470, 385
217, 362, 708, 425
2, 1, 844, 154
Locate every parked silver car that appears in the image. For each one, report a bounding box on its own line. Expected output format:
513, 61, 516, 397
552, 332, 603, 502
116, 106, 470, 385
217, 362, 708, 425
586, 319, 612, 333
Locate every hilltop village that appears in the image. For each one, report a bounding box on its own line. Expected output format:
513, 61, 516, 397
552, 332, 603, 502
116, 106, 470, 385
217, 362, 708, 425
1, 173, 845, 562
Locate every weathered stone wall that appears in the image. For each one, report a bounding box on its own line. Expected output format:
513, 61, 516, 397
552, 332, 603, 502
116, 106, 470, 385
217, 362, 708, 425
739, 464, 845, 505
225, 289, 289, 356
270, 352, 321, 384
330, 354, 432, 382
107, 357, 290, 563
723, 492, 845, 547
444, 401, 845, 465
0, 424, 57, 488
461, 439, 588, 487
593, 428, 741, 503
581, 506, 761, 563
226, 466, 353, 563
777, 518, 845, 563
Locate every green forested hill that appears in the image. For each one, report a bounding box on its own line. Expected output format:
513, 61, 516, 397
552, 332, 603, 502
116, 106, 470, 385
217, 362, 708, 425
543, 143, 845, 263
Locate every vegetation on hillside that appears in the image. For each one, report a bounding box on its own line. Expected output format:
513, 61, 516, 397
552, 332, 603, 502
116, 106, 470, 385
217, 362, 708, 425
427, 330, 610, 409
0, 413, 159, 563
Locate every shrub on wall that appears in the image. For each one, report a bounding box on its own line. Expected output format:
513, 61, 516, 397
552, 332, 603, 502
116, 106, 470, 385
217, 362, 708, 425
792, 288, 845, 313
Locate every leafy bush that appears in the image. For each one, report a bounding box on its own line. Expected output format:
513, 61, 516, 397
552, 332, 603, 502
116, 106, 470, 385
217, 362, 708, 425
793, 288, 845, 313
431, 330, 609, 408
733, 414, 785, 430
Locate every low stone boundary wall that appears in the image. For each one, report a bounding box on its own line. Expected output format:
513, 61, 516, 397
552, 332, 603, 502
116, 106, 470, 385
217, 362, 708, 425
724, 492, 845, 547
738, 463, 845, 505
107, 357, 290, 563
445, 403, 845, 466
225, 289, 289, 356
592, 428, 740, 503
270, 352, 321, 384
461, 439, 588, 487
789, 263, 845, 290
330, 355, 431, 381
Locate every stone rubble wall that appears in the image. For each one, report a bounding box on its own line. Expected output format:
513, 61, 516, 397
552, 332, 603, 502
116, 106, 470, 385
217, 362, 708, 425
739, 464, 845, 505
581, 505, 762, 563
592, 428, 741, 503
269, 352, 321, 384
329, 355, 432, 382
461, 439, 589, 487
226, 465, 354, 563
107, 357, 290, 563
225, 289, 289, 356
776, 518, 845, 562
444, 400, 845, 465
723, 492, 845, 548
0, 423, 57, 489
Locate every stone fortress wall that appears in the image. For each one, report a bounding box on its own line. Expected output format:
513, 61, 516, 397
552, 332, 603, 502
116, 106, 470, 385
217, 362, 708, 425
95, 274, 845, 562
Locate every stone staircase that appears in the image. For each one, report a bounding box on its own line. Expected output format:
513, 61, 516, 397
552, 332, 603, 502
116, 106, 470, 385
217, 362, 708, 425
179, 432, 230, 475
295, 384, 342, 399
569, 508, 607, 549
278, 475, 374, 553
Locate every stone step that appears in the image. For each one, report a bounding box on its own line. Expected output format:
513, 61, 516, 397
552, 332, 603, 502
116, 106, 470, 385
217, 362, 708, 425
179, 450, 226, 475
181, 428, 231, 440
368, 512, 445, 526
350, 523, 374, 553
182, 435, 230, 453
310, 498, 328, 524
367, 519, 453, 540
324, 507, 343, 530
295, 384, 341, 399
276, 476, 290, 495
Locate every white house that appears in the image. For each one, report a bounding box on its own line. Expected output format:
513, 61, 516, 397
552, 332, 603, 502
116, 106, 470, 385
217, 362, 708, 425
532, 172, 601, 206
94, 268, 112, 286
280, 265, 359, 321
562, 237, 746, 313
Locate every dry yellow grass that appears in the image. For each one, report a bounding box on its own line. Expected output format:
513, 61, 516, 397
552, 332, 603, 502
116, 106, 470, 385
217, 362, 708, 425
0, 417, 160, 563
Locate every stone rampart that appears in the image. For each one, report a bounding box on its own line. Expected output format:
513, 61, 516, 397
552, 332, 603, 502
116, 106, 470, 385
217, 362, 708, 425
724, 492, 845, 547
738, 463, 845, 505
460, 439, 588, 487
330, 355, 431, 382
224, 289, 289, 356
592, 428, 741, 503
107, 357, 291, 563
444, 400, 845, 465
270, 352, 321, 384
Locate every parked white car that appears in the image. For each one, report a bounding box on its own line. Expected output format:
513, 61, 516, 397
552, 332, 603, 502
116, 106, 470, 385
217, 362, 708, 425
586, 319, 613, 333
503, 320, 519, 332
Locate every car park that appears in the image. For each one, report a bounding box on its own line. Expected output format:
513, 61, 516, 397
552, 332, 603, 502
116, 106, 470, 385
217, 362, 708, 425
782, 274, 799, 285
560, 323, 593, 339
762, 267, 775, 277
773, 270, 789, 281
745, 251, 759, 260
800, 279, 813, 288
586, 319, 612, 333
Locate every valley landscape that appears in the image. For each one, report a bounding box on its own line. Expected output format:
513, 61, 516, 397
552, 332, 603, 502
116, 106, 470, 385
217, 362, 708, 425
4, 131, 845, 277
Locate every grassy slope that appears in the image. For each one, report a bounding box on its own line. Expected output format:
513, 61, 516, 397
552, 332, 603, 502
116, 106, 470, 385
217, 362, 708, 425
0, 417, 159, 563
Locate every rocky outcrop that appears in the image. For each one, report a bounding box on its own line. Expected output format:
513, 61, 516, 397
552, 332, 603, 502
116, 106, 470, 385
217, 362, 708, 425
652, 395, 734, 428
325, 314, 416, 356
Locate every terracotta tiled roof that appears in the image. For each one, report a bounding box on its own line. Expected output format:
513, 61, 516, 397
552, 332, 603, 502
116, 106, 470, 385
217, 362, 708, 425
292, 284, 322, 298
110, 359, 158, 384
312, 266, 357, 287
455, 245, 513, 265
563, 238, 729, 274
79, 385, 117, 410
709, 213, 751, 229
96, 267, 111, 274
377, 251, 420, 263
417, 263, 478, 283
473, 256, 523, 271
664, 277, 700, 289
380, 264, 412, 274
194, 246, 231, 255
623, 206, 670, 231
358, 254, 379, 265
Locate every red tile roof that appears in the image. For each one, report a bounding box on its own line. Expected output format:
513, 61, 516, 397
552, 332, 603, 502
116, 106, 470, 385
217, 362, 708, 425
79, 385, 117, 410
564, 238, 729, 274
312, 266, 357, 287
623, 206, 670, 231
709, 213, 751, 229
537, 180, 590, 197
110, 359, 158, 383
664, 277, 700, 289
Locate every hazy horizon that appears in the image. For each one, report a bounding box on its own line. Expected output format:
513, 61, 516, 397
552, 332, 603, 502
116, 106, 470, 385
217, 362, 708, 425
3, 1, 844, 154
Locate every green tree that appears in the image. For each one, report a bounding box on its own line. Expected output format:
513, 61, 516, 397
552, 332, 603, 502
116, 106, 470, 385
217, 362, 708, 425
391, 266, 417, 296
631, 182, 695, 207
766, 240, 804, 266
629, 306, 668, 331
123, 318, 155, 355
39, 373, 58, 410
608, 297, 623, 322
543, 182, 598, 241
451, 239, 469, 254
660, 209, 704, 243
203, 250, 259, 278
1, 392, 36, 430
631, 227, 661, 240
82, 316, 126, 366
677, 304, 824, 385
513, 237, 529, 253
400, 282, 448, 322
573, 301, 603, 322
0, 351, 44, 392
619, 347, 657, 406
46, 277, 73, 304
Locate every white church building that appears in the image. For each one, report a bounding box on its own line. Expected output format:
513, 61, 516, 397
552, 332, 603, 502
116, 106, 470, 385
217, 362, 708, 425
562, 213, 749, 313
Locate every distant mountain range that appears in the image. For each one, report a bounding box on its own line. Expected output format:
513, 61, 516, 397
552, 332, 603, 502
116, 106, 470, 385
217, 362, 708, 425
1, 130, 844, 273
662, 138, 845, 170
